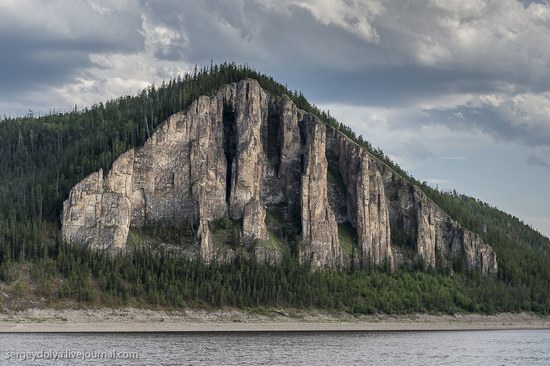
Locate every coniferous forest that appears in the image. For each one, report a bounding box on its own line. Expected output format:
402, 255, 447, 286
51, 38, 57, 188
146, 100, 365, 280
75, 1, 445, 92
1, 63, 549, 313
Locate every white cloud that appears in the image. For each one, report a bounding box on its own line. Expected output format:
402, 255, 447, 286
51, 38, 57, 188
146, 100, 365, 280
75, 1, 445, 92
258, 0, 384, 42
50, 52, 190, 109
259, 0, 550, 76
427, 91, 550, 146
0, 0, 142, 46
141, 14, 189, 58
396, 0, 550, 72
493, 92, 550, 133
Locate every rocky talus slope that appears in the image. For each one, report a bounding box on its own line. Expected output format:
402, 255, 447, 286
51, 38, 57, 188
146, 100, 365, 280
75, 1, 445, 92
62, 79, 497, 274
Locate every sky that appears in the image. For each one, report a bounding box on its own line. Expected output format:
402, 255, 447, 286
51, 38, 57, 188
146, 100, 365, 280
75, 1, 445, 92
0, 0, 549, 238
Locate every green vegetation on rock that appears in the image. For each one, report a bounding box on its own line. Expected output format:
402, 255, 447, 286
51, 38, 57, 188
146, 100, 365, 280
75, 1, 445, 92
338, 222, 359, 257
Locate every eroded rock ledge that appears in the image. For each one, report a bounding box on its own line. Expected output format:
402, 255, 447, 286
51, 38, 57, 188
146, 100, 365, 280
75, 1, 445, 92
62, 79, 497, 274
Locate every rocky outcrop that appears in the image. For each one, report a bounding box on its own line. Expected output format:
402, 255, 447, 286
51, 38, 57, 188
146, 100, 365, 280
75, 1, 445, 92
277, 96, 303, 221
335, 135, 393, 269
62, 150, 135, 251
63, 93, 229, 258
62, 78, 497, 275
63, 169, 110, 250
300, 116, 342, 269
380, 167, 497, 274
462, 230, 498, 274
63, 80, 273, 261
225, 81, 268, 233
242, 198, 268, 245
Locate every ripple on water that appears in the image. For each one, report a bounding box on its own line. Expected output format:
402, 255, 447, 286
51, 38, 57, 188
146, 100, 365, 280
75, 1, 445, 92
0, 330, 549, 366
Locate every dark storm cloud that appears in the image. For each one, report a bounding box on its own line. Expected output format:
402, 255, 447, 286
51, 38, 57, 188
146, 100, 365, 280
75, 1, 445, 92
0, 38, 102, 96
284, 66, 509, 107
422, 105, 550, 148
520, 0, 547, 5
0, 0, 144, 102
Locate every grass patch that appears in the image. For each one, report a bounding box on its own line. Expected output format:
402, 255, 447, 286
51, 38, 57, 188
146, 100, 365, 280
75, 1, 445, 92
257, 230, 284, 252
266, 209, 301, 240
132, 219, 196, 247
209, 217, 241, 249
264, 209, 301, 257
338, 222, 359, 256
126, 228, 146, 247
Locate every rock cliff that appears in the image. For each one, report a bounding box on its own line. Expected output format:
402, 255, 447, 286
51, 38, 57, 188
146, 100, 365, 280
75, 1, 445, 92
300, 116, 342, 269
62, 79, 497, 274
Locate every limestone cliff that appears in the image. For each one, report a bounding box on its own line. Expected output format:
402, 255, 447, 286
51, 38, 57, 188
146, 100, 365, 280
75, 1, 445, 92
379, 164, 497, 274
328, 133, 393, 269
62, 79, 497, 274
299, 116, 342, 269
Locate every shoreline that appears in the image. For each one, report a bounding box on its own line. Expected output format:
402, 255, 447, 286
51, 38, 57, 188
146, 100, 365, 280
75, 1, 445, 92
2, 323, 550, 333
1, 308, 550, 333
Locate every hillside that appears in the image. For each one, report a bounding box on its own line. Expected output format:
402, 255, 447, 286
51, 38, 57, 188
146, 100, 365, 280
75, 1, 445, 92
1, 63, 549, 313
60, 77, 497, 275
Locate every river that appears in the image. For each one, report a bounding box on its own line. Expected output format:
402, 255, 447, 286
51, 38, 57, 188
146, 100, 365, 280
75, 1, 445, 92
1, 330, 549, 365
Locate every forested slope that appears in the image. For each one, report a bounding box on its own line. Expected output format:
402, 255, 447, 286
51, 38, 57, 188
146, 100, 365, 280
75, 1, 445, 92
0, 63, 548, 313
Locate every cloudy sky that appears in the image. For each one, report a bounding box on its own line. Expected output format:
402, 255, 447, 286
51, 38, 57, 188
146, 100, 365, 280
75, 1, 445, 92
1, 0, 549, 237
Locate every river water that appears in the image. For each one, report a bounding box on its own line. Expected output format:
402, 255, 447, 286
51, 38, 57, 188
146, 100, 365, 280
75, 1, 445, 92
1, 330, 549, 365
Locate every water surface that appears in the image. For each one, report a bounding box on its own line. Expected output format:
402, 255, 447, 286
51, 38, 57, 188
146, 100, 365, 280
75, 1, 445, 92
1, 330, 549, 365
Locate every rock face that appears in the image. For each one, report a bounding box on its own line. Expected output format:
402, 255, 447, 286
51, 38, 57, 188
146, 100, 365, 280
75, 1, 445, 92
63, 93, 229, 259
334, 134, 393, 269
225, 81, 268, 239
277, 96, 303, 221
299, 116, 342, 269
62, 78, 497, 274
379, 165, 498, 274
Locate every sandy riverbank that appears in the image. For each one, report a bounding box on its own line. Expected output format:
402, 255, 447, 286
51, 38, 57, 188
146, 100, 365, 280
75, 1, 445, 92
1, 308, 549, 332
